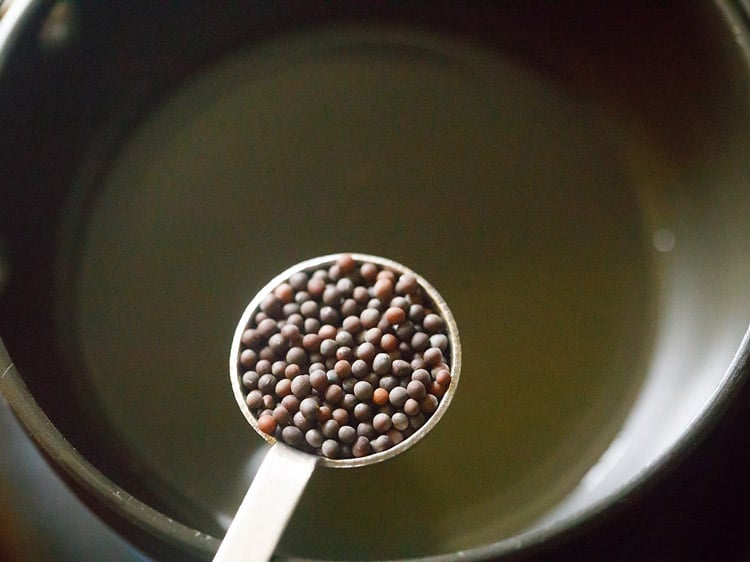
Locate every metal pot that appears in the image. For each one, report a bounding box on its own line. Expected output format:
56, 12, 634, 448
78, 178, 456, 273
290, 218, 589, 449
1, 1, 749, 560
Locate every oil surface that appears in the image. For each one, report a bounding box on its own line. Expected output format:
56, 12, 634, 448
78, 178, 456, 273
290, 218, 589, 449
65, 28, 656, 559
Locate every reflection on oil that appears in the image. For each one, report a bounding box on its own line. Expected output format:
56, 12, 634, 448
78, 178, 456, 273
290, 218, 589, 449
652, 228, 676, 253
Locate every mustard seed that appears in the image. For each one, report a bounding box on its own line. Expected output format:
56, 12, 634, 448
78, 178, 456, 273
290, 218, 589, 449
352, 436, 371, 457
300, 300, 319, 319
357, 422, 375, 439
373, 413, 392, 433
293, 411, 313, 432
391, 359, 411, 377
354, 403, 372, 422
255, 359, 272, 375
260, 294, 283, 319
302, 333, 321, 351
378, 376, 398, 392
286, 313, 304, 327
273, 406, 290, 425
338, 425, 356, 444
257, 414, 277, 435
332, 408, 349, 426
336, 277, 354, 296
307, 277, 325, 298
283, 303, 300, 317
282, 426, 304, 447
360, 308, 380, 329
430, 381, 447, 398
317, 405, 332, 423
373, 353, 392, 375
324, 384, 344, 404
262, 394, 276, 410
241, 329, 261, 348
404, 398, 421, 416
436, 369, 451, 387
380, 334, 399, 353
396, 273, 418, 295
342, 378, 356, 393
423, 347, 443, 367
289, 271, 308, 291
305, 429, 323, 449
271, 360, 286, 377
240, 349, 258, 369
291, 374, 312, 399
319, 306, 339, 325
258, 346, 275, 362
342, 315, 362, 333
322, 285, 341, 306
328, 264, 342, 281
336, 253, 356, 274
242, 371, 259, 390
388, 429, 404, 445
300, 397, 320, 421
391, 412, 409, 431
320, 339, 337, 358
371, 434, 393, 453
423, 313, 444, 334
303, 317, 321, 334
420, 394, 439, 414
351, 359, 369, 379
360, 262, 378, 281
274, 282, 294, 303
246, 390, 263, 409
389, 386, 409, 409
372, 279, 393, 301
321, 419, 339, 439
284, 363, 301, 380
372, 387, 389, 406
409, 304, 425, 323
322, 440, 341, 459
354, 342, 375, 364
333, 358, 350, 376
377, 269, 396, 283
335, 330, 355, 348
353, 285, 369, 303
341, 298, 359, 317
430, 333, 448, 351
310, 369, 328, 391
275, 378, 292, 398
385, 306, 406, 325
285, 347, 306, 366
407, 380, 427, 400
411, 369, 431, 389
281, 395, 299, 413
256, 318, 278, 339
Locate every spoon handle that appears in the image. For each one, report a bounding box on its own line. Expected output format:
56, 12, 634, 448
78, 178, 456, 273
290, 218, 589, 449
214, 444, 318, 562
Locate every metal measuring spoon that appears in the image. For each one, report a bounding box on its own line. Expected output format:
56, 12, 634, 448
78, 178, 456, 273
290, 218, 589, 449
216, 253, 461, 562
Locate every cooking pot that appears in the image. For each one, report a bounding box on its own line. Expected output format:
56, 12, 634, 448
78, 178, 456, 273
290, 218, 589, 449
1, 1, 750, 560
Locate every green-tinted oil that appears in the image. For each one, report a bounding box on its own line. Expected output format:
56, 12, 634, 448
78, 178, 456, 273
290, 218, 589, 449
64, 28, 657, 560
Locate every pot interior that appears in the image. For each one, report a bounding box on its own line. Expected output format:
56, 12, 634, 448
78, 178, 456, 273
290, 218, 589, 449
1, 2, 749, 560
